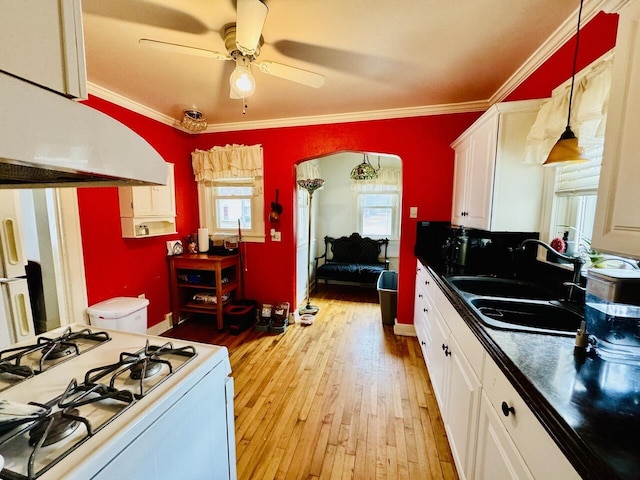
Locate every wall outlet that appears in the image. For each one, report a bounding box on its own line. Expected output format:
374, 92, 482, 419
138, 293, 146, 299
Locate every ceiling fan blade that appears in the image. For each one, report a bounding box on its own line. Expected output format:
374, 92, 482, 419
139, 38, 229, 61
256, 61, 325, 88
236, 0, 268, 56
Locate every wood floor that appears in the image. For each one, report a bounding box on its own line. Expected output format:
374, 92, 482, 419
165, 285, 458, 480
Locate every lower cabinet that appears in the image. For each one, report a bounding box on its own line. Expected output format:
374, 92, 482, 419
475, 391, 534, 480
414, 262, 580, 480
417, 266, 482, 480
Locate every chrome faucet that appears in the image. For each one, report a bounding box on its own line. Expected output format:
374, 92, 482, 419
519, 239, 586, 302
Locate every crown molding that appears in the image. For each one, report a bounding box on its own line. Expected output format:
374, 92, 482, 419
87, 81, 489, 132
491, 0, 617, 103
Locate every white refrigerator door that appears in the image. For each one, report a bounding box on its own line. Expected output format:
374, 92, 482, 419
0, 286, 12, 348
3, 278, 35, 343
0, 191, 27, 279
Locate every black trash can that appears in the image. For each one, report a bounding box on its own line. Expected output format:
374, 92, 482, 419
377, 271, 398, 325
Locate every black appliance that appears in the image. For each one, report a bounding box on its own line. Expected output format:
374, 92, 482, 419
414, 221, 451, 273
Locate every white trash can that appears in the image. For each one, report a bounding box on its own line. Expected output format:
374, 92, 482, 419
87, 297, 149, 334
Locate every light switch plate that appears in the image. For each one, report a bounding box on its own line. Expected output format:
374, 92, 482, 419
409, 206, 418, 218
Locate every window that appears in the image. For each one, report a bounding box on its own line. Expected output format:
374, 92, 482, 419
357, 192, 399, 239
192, 144, 265, 242
198, 178, 265, 242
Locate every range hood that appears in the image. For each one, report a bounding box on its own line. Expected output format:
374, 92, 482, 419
0, 72, 168, 188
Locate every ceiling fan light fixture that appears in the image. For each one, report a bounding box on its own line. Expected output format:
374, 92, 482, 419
230, 56, 256, 98
350, 154, 380, 181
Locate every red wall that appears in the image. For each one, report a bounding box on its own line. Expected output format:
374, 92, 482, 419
77, 96, 195, 326
76, 11, 618, 329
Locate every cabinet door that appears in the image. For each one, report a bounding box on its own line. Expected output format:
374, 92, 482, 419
452, 137, 471, 226
592, 0, 640, 259
464, 116, 498, 230
120, 163, 175, 218
0, 0, 86, 98
425, 309, 450, 412
474, 392, 534, 480
445, 334, 481, 480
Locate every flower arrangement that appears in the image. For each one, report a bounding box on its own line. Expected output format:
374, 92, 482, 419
550, 236, 566, 254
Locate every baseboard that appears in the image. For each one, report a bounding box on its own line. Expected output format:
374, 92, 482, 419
147, 317, 172, 336
393, 322, 416, 337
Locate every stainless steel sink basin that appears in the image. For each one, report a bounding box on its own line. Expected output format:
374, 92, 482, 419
446, 276, 556, 301
468, 298, 582, 335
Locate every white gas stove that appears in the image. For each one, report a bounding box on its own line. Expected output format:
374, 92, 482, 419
0, 325, 236, 480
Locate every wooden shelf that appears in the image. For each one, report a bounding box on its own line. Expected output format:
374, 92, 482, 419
168, 254, 242, 330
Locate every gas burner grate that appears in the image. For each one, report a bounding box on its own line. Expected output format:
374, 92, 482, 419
84, 340, 197, 399
0, 378, 135, 480
0, 327, 111, 377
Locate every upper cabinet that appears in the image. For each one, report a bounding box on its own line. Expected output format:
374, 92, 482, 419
451, 100, 544, 232
118, 164, 177, 238
0, 0, 87, 99
592, 0, 640, 259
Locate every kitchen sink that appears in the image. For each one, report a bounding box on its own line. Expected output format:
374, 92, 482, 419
468, 297, 582, 335
446, 276, 556, 301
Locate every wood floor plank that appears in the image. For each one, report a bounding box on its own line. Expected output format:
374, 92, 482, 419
165, 285, 459, 480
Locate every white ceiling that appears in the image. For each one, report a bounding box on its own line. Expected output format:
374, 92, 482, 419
81, 0, 602, 132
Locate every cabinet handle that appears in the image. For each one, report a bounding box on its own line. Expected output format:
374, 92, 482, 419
501, 401, 515, 417
423, 308, 428, 313
418, 294, 423, 298
424, 280, 430, 286
442, 343, 450, 356
421, 340, 426, 346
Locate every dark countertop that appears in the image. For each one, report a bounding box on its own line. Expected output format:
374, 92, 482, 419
423, 261, 639, 480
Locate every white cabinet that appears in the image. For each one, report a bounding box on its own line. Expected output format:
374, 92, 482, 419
451, 100, 544, 232
475, 391, 534, 480
118, 163, 177, 238
481, 356, 580, 480
415, 265, 482, 480
592, 0, 640, 259
0, 0, 87, 99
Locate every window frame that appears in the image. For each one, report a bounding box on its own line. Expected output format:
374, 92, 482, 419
197, 177, 265, 243
355, 190, 400, 240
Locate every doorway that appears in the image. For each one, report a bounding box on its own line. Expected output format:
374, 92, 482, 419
295, 151, 402, 310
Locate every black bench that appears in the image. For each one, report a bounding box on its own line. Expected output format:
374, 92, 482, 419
315, 233, 389, 287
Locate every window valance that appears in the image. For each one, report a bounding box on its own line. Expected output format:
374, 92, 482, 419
192, 144, 263, 182
524, 53, 613, 165
350, 168, 402, 192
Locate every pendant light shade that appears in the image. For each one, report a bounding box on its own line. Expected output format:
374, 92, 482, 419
542, 0, 588, 167
350, 154, 380, 181
543, 126, 589, 167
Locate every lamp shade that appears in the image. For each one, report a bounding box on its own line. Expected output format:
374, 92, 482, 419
350, 154, 379, 180
543, 126, 589, 167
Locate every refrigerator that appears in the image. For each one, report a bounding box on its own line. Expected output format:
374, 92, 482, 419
0, 190, 36, 348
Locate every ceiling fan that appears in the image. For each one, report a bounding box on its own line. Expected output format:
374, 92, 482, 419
139, 0, 325, 101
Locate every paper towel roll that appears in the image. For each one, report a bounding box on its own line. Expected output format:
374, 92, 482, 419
198, 228, 209, 253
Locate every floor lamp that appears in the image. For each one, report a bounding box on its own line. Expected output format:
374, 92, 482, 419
297, 178, 325, 315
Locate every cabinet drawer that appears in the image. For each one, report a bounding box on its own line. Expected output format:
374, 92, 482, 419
482, 356, 580, 480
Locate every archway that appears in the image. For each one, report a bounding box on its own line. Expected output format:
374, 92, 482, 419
295, 151, 402, 311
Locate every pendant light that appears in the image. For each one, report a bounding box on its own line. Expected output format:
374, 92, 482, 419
543, 0, 589, 167
350, 154, 380, 181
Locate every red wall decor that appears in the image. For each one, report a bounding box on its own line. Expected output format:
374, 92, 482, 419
76, 11, 618, 329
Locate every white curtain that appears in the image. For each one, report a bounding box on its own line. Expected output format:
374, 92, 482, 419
350, 168, 402, 192
191, 144, 263, 184
524, 54, 613, 165
296, 161, 322, 180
